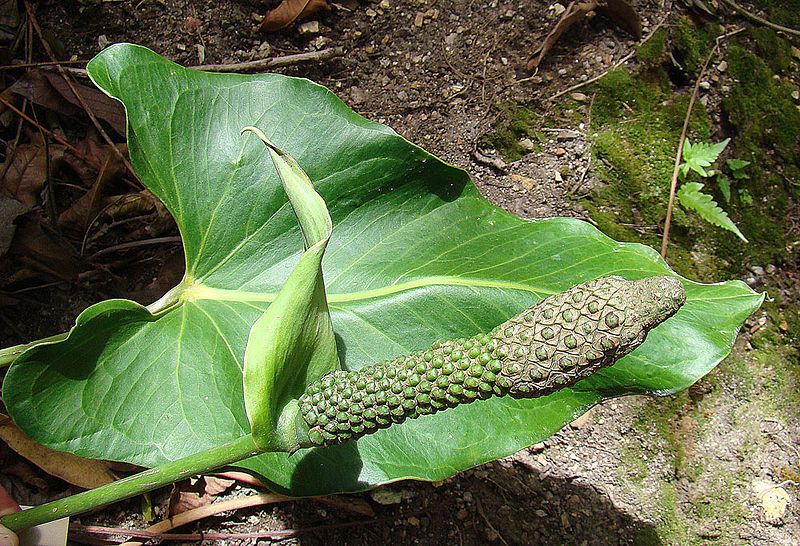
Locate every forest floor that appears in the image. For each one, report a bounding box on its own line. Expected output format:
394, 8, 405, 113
1, 0, 799, 544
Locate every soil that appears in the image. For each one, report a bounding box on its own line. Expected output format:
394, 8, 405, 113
1, 0, 799, 545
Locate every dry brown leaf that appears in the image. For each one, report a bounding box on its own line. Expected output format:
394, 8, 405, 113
58, 146, 126, 233
599, 0, 642, 39
259, 0, 331, 32
0, 143, 65, 207
62, 132, 108, 184
8, 215, 85, 282
168, 489, 210, 516
3, 462, 48, 491
527, 0, 641, 70
101, 192, 158, 218
202, 476, 235, 497
0, 414, 117, 489
8, 69, 126, 135
0, 197, 28, 256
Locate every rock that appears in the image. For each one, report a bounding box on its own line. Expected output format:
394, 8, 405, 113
551, 3, 566, 16
258, 41, 271, 55
519, 138, 537, 151
749, 265, 765, 276
379, 0, 390, 8
414, 12, 425, 27
298, 21, 319, 34
753, 478, 791, 525
570, 92, 588, 102
531, 442, 546, 453
350, 87, 368, 104
570, 410, 591, 429
717, 60, 728, 72
407, 515, 420, 526
554, 147, 567, 157
699, 81, 711, 90
371, 488, 404, 505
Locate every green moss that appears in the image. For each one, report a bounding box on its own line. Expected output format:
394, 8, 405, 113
580, 67, 719, 279
637, 28, 667, 66
576, 28, 800, 281
711, 43, 800, 270
670, 18, 719, 80
479, 104, 540, 161
752, 0, 800, 28
655, 482, 690, 544
750, 27, 793, 73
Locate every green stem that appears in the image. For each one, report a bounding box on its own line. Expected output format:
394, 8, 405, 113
0, 333, 69, 368
0, 434, 260, 532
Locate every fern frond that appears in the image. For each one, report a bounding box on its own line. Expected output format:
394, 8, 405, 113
677, 182, 747, 242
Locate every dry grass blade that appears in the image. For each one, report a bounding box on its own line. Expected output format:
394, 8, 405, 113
120, 492, 290, 546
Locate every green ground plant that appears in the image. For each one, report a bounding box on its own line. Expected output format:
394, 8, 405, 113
676, 138, 748, 242
0, 44, 762, 532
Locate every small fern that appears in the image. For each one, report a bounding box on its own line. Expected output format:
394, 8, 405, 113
677, 182, 747, 242
681, 138, 730, 178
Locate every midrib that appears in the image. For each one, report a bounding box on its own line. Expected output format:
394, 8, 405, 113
182, 276, 554, 305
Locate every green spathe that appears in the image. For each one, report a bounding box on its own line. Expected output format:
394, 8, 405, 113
2, 44, 762, 496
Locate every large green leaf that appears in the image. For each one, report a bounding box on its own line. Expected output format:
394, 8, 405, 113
2, 44, 762, 496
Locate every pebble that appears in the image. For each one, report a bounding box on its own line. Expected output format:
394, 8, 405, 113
298, 21, 319, 34
551, 3, 566, 16
519, 138, 537, 151
371, 488, 404, 505
699, 81, 711, 90
554, 147, 567, 157
717, 60, 728, 72
350, 87, 368, 104
570, 92, 588, 102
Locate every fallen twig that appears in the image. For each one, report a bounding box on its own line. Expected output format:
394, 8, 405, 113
24, 2, 138, 185
192, 46, 345, 72
0, 59, 88, 71
660, 27, 744, 258
88, 236, 183, 260
52, 47, 346, 80
0, 94, 97, 167
71, 510, 412, 542
720, 0, 800, 37
472, 149, 507, 172
120, 492, 288, 546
